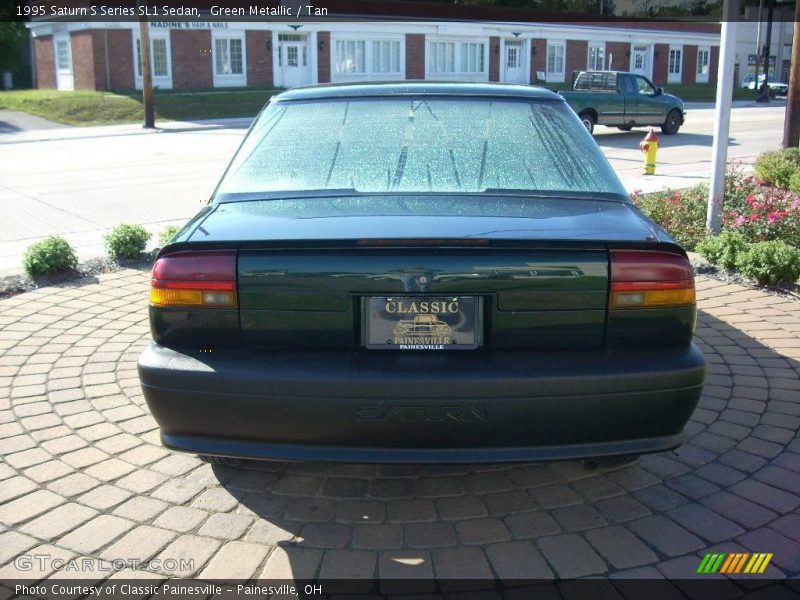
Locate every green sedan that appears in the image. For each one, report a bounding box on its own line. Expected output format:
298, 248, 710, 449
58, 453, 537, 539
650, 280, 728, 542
138, 82, 706, 465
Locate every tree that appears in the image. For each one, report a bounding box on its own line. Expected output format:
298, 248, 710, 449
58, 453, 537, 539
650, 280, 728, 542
0, 22, 27, 73
782, 0, 800, 147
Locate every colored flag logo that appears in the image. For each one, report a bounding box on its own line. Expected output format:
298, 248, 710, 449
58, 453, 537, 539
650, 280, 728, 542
697, 552, 773, 574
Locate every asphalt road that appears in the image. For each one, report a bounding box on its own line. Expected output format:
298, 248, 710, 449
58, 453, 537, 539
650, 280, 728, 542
0, 103, 788, 275
599, 102, 788, 193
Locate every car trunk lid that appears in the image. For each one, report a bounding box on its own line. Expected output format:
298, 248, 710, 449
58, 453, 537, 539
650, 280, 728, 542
180, 196, 660, 351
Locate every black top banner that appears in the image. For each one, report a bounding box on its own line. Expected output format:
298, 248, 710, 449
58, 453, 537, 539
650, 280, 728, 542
3, 0, 798, 23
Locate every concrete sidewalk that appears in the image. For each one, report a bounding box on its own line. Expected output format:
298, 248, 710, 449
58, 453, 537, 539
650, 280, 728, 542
683, 99, 787, 110
0, 110, 69, 134
0, 117, 253, 146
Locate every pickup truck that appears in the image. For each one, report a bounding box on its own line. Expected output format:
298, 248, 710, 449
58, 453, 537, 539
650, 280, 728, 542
560, 71, 686, 135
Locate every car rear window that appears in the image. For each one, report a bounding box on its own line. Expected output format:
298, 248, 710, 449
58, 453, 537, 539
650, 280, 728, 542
573, 72, 617, 91
215, 96, 625, 197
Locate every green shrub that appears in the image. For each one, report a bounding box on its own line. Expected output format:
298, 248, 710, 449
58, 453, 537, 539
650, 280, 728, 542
159, 225, 181, 246
735, 240, 800, 285
696, 231, 748, 270
754, 148, 800, 188
789, 171, 800, 195
22, 236, 78, 276
104, 224, 151, 260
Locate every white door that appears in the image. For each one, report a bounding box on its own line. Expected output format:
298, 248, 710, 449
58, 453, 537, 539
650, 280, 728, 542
279, 37, 310, 88
54, 33, 74, 91
503, 40, 526, 84
667, 47, 683, 84
630, 46, 649, 77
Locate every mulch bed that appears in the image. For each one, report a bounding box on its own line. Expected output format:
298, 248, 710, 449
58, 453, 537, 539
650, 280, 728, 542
0, 254, 155, 300
693, 263, 800, 304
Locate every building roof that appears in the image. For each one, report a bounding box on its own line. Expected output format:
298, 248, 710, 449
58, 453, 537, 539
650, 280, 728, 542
273, 81, 564, 102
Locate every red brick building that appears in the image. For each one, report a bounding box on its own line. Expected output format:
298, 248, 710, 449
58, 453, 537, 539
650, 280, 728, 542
28, 21, 720, 92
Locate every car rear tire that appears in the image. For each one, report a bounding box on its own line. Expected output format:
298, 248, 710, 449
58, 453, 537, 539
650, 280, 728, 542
661, 109, 682, 135
579, 111, 596, 135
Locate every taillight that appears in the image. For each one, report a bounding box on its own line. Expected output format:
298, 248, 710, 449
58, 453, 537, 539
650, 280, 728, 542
610, 250, 695, 309
150, 251, 237, 308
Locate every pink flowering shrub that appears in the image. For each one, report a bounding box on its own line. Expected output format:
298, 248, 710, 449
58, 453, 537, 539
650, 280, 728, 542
721, 169, 800, 247
631, 165, 800, 250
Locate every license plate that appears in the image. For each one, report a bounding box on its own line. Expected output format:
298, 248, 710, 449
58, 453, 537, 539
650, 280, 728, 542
364, 296, 481, 350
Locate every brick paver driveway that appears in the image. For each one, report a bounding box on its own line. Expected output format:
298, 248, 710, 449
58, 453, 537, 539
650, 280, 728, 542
1, 270, 798, 586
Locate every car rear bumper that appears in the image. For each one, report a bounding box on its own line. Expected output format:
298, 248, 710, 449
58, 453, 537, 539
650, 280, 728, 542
138, 342, 706, 463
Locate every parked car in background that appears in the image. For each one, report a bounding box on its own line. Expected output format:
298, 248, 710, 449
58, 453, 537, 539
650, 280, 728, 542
138, 82, 706, 466
741, 74, 788, 96
560, 71, 686, 135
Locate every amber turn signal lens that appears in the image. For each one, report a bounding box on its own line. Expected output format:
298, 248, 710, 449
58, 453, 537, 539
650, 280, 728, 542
150, 288, 237, 308
150, 288, 203, 307
612, 287, 695, 309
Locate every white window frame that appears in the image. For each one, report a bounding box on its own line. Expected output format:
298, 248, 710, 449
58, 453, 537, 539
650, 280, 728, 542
425, 37, 489, 81
334, 40, 366, 75
588, 42, 605, 71
668, 45, 683, 84
55, 38, 71, 71
133, 30, 172, 90
546, 40, 566, 83
331, 35, 404, 82
212, 31, 247, 87
696, 46, 710, 83
371, 39, 402, 75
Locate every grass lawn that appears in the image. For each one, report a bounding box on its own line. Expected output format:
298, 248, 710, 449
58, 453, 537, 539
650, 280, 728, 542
0, 88, 281, 126
663, 84, 756, 102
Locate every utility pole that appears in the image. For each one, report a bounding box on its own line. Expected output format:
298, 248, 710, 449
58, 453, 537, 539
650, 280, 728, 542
707, 0, 739, 234
783, 0, 800, 147
138, 14, 155, 128
756, 0, 775, 102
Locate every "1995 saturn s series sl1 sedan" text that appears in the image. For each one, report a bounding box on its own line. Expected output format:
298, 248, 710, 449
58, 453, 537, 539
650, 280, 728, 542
138, 82, 706, 465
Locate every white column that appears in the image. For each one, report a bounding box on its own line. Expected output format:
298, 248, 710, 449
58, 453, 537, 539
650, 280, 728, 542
707, 2, 739, 234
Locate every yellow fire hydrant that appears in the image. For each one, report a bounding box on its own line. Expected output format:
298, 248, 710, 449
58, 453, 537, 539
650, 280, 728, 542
640, 129, 659, 175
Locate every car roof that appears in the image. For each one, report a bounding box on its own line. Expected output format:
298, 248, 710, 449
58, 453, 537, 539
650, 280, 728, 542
272, 81, 564, 103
